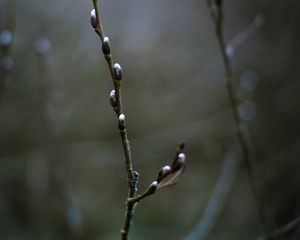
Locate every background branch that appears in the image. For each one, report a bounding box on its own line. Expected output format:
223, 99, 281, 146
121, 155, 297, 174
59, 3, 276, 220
207, 0, 274, 232
257, 215, 300, 240
183, 149, 240, 240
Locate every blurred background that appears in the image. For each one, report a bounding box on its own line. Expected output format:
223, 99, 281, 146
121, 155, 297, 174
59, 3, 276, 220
0, 0, 300, 239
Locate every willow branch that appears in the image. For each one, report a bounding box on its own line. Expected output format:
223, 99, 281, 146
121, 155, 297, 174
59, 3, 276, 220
91, 1, 136, 239
90, 2, 187, 239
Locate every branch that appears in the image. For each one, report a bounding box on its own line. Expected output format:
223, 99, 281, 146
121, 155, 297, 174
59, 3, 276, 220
89, 2, 187, 239
127, 142, 187, 206
257, 215, 300, 240
90, 2, 137, 239
207, 0, 272, 232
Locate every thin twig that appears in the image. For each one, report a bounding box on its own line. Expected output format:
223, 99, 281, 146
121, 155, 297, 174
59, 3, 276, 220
207, 0, 272, 232
257, 215, 300, 240
226, 14, 264, 56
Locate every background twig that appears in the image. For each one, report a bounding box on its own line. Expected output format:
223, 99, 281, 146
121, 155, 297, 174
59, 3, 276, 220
257, 215, 300, 240
183, 149, 240, 240
207, 0, 273, 232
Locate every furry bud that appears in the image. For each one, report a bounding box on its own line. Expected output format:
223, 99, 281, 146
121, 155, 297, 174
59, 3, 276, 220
177, 153, 186, 165
148, 181, 158, 195
157, 165, 171, 182
113, 63, 123, 81
90, 9, 97, 28
109, 89, 117, 108
102, 37, 111, 55
118, 113, 126, 130
172, 152, 186, 171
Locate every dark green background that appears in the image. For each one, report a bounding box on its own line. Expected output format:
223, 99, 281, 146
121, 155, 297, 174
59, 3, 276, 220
0, 0, 299, 239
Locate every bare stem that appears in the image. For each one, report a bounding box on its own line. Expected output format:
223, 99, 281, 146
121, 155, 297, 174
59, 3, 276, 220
207, 0, 271, 231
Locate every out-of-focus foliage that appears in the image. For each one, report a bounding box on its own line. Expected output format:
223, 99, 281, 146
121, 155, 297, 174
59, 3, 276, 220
0, 0, 300, 239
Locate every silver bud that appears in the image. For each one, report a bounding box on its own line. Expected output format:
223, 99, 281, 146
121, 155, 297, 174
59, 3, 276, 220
172, 152, 186, 171
109, 89, 117, 108
102, 37, 111, 55
157, 165, 171, 182
148, 181, 158, 195
177, 153, 186, 165
90, 9, 97, 28
118, 113, 126, 130
113, 63, 123, 81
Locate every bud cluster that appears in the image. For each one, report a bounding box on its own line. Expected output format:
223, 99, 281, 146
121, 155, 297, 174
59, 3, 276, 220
156, 142, 186, 183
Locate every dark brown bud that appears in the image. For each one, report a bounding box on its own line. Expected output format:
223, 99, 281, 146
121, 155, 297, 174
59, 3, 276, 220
118, 113, 126, 130
113, 63, 123, 81
90, 9, 97, 28
102, 37, 111, 55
